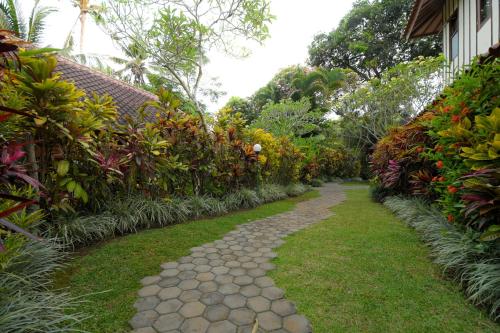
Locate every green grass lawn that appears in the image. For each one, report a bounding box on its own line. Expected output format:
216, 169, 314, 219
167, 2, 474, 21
270, 188, 499, 333
56, 191, 319, 333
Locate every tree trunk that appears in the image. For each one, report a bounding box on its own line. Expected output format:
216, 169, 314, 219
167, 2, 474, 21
79, 8, 87, 53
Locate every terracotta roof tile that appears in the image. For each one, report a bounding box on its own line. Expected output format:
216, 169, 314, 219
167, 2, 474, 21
55, 56, 158, 120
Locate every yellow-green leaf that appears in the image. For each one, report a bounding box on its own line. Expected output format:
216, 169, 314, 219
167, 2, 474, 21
34, 117, 47, 126
57, 160, 70, 177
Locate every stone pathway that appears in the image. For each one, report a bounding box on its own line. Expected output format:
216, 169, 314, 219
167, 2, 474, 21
130, 183, 345, 333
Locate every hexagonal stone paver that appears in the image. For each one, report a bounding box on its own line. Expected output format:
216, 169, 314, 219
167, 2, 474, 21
134, 296, 160, 311
178, 270, 197, 280
153, 313, 184, 332
271, 299, 296, 316
179, 290, 202, 303
233, 276, 253, 286
131, 327, 157, 333
200, 292, 224, 306
207, 320, 237, 333
223, 294, 247, 309
247, 296, 270, 313
180, 317, 210, 332
159, 277, 180, 288
161, 268, 180, 277
204, 304, 230, 321
192, 258, 209, 265
228, 308, 256, 326
156, 299, 183, 314
240, 285, 260, 297
228, 268, 246, 277
254, 276, 274, 288
141, 276, 161, 286
178, 279, 200, 290
196, 272, 215, 282
178, 263, 195, 271
257, 311, 282, 331
199, 281, 218, 293
261, 287, 284, 300
158, 287, 182, 300
138, 285, 161, 297
219, 283, 240, 295
194, 264, 212, 273
179, 301, 206, 318
130, 310, 159, 329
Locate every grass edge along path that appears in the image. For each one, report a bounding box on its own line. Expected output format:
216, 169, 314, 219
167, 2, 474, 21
270, 187, 499, 333
56, 191, 320, 333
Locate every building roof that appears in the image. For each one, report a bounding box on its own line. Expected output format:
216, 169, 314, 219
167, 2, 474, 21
404, 0, 445, 40
55, 56, 158, 119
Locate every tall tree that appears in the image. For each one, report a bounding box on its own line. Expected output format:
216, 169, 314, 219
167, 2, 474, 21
0, 0, 55, 44
250, 65, 343, 116
70, 0, 103, 53
101, 0, 274, 131
308, 0, 441, 81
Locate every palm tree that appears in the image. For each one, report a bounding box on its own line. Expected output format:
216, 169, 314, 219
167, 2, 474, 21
71, 0, 103, 53
111, 42, 149, 86
0, 0, 55, 44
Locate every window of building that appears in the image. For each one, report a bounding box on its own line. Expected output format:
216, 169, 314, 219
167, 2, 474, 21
477, 0, 492, 29
449, 13, 459, 60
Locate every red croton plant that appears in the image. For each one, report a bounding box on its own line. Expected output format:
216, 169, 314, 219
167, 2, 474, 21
0, 31, 44, 252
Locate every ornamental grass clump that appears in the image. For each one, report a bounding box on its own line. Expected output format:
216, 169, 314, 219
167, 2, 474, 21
258, 184, 287, 203
186, 195, 228, 218
385, 196, 500, 320
285, 183, 308, 197
0, 241, 88, 332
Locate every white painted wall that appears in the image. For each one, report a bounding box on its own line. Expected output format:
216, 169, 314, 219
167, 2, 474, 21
442, 0, 499, 80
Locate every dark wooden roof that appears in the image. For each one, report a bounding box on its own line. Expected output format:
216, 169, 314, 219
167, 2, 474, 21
405, 0, 445, 40
55, 56, 158, 119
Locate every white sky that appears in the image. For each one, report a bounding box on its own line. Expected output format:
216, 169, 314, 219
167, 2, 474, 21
21, 0, 355, 111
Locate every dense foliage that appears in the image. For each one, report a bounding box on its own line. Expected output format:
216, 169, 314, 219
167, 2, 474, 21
372, 57, 500, 320
372, 58, 499, 239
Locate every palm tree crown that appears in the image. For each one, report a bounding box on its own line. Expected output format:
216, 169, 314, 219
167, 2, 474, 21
0, 0, 55, 44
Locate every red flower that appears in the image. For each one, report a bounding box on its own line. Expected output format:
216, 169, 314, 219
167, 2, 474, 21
447, 214, 455, 223
435, 145, 444, 152
451, 115, 461, 123
432, 176, 438, 182
461, 107, 471, 116
438, 176, 446, 182
447, 185, 458, 194
436, 161, 444, 169
442, 106, 453, 113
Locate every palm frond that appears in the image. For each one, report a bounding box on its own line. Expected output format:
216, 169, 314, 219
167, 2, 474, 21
27, 0, 56, 44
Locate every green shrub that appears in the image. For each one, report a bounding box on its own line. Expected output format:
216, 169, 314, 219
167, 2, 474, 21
310, 179, 324, 187
384, 196, 500, 320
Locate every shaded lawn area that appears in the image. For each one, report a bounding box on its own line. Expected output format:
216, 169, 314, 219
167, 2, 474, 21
55, 191, 319, 333
270, 188, 499, 333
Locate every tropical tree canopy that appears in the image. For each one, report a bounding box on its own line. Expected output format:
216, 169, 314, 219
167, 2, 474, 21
308, 0, 441, 81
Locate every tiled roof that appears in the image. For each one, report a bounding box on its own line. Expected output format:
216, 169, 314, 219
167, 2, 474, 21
55, 56, 158, 119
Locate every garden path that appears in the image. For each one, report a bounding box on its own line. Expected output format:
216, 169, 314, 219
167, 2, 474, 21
130, 183, 346, 333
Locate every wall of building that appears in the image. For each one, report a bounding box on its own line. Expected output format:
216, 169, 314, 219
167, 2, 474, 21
442, 0, 499, 80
